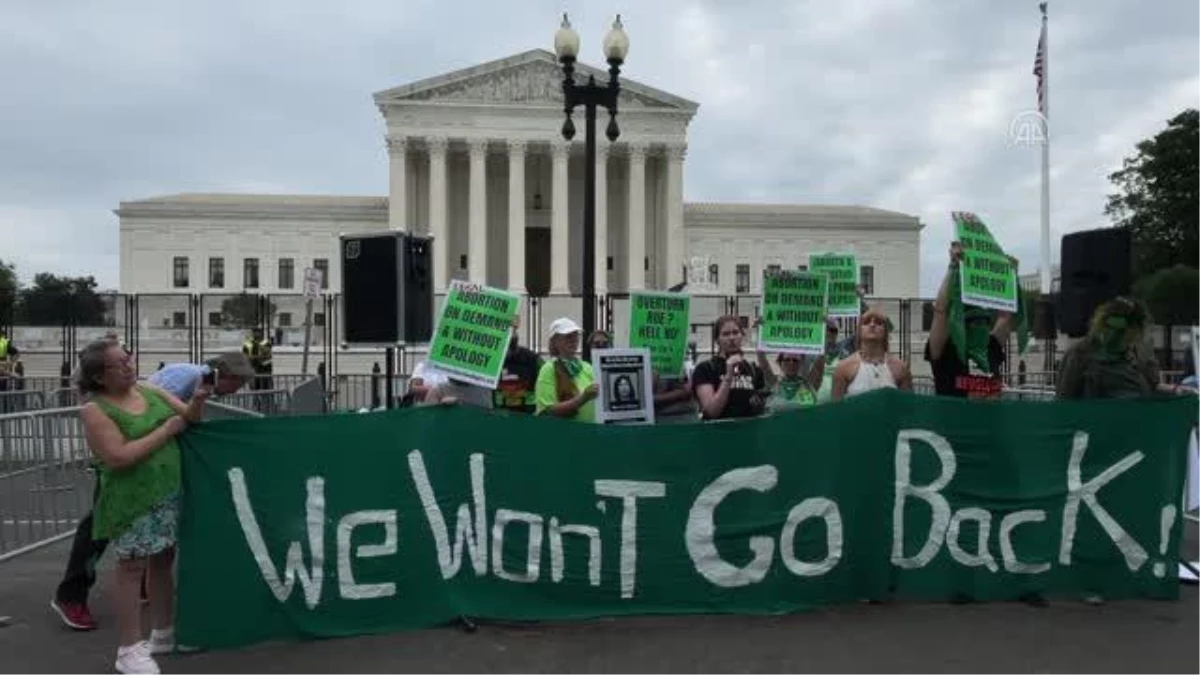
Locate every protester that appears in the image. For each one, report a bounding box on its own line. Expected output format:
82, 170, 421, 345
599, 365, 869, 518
587, 329, 612, 351
693, 315, 767, 421
832, 307, 912, 400
51, 351, 252, 634
535, 318, 598, 422
925, 242, 1017, 399
70, 340, 209, 673
760, 352, 822, 412
493, 328, 544, 415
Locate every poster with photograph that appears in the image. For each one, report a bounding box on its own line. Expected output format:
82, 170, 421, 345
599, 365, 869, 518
591, 348, 655, 425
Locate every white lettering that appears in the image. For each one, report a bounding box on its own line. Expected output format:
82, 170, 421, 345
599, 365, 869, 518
336, 511, 398, 599
892, 429, 956, 569
407, 450, 489, 579
1058, 432, 1148, 571
549, 517, 602, 587
229, 468, 325, 609
491, 509, 544, 583
946, 507, 998, 572
595, 479, 667, 599
999, 510, 1050, 574
686, 466, 777, 588
779, 497, 843, 577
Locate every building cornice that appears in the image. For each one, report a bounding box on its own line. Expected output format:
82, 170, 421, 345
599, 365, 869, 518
115, 195, 388, 222
684, 202, 923, 231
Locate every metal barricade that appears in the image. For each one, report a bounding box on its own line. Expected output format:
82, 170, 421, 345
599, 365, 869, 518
0, 407, 92, 561
0, 390, 46, 415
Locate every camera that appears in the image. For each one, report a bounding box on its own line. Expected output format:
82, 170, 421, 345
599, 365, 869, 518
202, 368, 218, 386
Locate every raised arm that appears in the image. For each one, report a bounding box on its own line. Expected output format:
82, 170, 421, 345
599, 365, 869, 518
927, 242, 963, 361
146, 382, 208, 422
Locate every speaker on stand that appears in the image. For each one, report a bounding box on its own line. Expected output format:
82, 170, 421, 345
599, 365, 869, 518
339, 231, 434, 408
1057, 228, 1132, 339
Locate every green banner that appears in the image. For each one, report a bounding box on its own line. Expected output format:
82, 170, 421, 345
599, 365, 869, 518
954, 211, 1018, 312
628, 292, 691, 376
427, 280, 520, 388
759, 270, 828, 354
808, 253, 859, 318
176, 393, 1196, 651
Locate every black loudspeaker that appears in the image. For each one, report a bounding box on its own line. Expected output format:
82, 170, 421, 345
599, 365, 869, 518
1057, 228, 1131, 338
1033, 296, 1057, 340
340, 231, 434, 345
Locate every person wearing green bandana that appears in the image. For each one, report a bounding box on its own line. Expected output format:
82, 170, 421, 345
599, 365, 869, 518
535, 317, 598, 422
759, 351, 822, 413
925, 242, 1016, 399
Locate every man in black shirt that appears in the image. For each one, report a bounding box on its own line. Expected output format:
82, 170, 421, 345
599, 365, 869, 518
925, 242, 1014, 399
493, 332, 543, 414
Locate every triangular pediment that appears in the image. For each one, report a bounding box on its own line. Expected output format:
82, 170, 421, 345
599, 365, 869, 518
373, 49, 698, 112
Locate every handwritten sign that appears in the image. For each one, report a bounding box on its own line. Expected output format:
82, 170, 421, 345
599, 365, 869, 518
759, 270, 828, 355
427, 280, 520, 388
628, 292, 690, 376
954, 212, 1017, 312
809, 253, 859, 318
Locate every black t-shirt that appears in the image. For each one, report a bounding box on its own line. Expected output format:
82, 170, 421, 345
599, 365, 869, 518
493, 347, 543, 414
924, 336, 1006, 399
691, 356, 767, 420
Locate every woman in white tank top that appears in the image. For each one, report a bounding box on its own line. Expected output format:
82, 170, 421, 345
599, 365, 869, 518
832, 308, 913, 400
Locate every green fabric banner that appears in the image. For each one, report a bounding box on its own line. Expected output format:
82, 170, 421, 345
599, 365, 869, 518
808, 253, 859, 318
427, 280, 521, 388
628, 292, 691, 376
953, 211, 1018, 312
177, 392, 1196, 651
759, 270, 828, 354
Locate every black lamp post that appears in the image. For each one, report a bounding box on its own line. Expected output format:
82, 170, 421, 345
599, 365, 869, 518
554, 13, 629, 362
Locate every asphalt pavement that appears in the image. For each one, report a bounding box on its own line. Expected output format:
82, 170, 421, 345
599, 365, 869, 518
1, 526, 1197, 674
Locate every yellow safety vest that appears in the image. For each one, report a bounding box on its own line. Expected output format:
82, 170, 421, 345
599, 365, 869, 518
0, 337, 8, 359
243, 339, 272, 367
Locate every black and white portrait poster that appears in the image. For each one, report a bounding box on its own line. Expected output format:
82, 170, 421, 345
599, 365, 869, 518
591, 348, 655, 425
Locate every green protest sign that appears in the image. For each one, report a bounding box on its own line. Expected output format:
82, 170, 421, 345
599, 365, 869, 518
176, 392, 1195, 650
759, 270, 827, 354
809, 253, 859, 318
427, 280, 520, 388
954, 211, 1018, 312
629, 292, 691, 375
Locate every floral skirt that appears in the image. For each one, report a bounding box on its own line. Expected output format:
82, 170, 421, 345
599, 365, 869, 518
112, 491, 180, 560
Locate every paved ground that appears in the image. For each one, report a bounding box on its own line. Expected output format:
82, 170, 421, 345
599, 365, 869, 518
1, 526, 1197, 674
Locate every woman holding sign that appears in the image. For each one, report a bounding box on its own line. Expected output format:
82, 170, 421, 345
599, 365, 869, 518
534, 318, 599, 422
831, 308, 912, 400
693, 315, 768, 420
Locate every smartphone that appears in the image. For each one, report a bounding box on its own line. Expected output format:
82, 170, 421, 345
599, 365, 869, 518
202, 368, 218, 386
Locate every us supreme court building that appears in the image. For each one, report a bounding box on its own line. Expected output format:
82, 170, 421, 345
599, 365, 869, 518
117, 49, 922, 358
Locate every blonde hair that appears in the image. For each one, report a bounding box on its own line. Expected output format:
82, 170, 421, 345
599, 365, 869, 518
855, 308, 891, 352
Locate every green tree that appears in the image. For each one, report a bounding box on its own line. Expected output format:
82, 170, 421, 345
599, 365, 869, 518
18, 273, 107, 326
0, 259, 17, 325
220, 293, 275, 329
1134, 265, 1199, 327
1105, 109, 1199, 277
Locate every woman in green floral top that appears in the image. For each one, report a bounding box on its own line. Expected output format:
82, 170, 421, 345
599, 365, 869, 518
76, 340, 209, 674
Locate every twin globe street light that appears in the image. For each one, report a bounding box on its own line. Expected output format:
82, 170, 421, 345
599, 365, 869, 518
554, 13, 630, 361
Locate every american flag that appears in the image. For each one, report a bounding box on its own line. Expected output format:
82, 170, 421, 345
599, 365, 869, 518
1033, 12, 1047, 114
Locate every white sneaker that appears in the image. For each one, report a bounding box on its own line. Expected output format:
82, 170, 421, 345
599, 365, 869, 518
149, 627, 200, 655
115, 641, 160, 674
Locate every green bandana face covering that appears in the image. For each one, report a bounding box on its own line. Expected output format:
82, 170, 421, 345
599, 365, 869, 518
965, 318, 993, 372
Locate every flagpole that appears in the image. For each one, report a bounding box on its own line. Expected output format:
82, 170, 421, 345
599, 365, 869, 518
1039, 2, 1051, 295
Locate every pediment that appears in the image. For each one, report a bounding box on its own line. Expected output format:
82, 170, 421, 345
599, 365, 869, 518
374, 49, 698, 112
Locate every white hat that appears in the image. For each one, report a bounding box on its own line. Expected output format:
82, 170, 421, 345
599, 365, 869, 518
549, 317, 582, 336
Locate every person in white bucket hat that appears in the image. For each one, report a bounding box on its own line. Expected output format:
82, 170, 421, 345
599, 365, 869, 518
534, 317, 598, 423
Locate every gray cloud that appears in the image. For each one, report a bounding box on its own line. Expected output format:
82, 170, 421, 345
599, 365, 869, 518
0, 0, 1195, 295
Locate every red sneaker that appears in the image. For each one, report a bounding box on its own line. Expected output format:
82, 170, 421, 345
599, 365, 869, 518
50, 599, 97, 631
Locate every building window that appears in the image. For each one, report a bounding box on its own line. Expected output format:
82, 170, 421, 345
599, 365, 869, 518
208, 312, 222, 327
208, 257, 224, 288
797, 264, 808, 272
277, 312, 292, 327
172, 257, 189, 288
736, 264, 751, 294
607, 256, 614, 271
243, 258, 260, 289
708, 263, 719, 286
644, 257, 650, 271
313, 258, 329, 289
860, 265, 875, 295
459, 254, 468, 270
313, 312, 326, 327
766, 264, 781, 278
172, 311, 187, 328
278, 258, 294, 290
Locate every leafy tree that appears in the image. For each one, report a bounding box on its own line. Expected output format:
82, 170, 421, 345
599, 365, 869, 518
1105, 109, 1199, 277
220, 293, 275, 329
18, 273, 107, 326
0, 259, 16, 326
1134, 265, 1199, 327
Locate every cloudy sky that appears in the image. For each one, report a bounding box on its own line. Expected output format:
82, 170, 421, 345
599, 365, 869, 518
1, 0, 1195, 295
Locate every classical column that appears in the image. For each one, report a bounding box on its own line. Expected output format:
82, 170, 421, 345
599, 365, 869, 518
386, 136, 408, 231
427, 136, 449, 292
664, 143, 687, 289
550, 140, 570, 294
507, 140, 527, 294
594, 144, 610, 295
468, 138, 488, 284
626, 142, 647, 291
